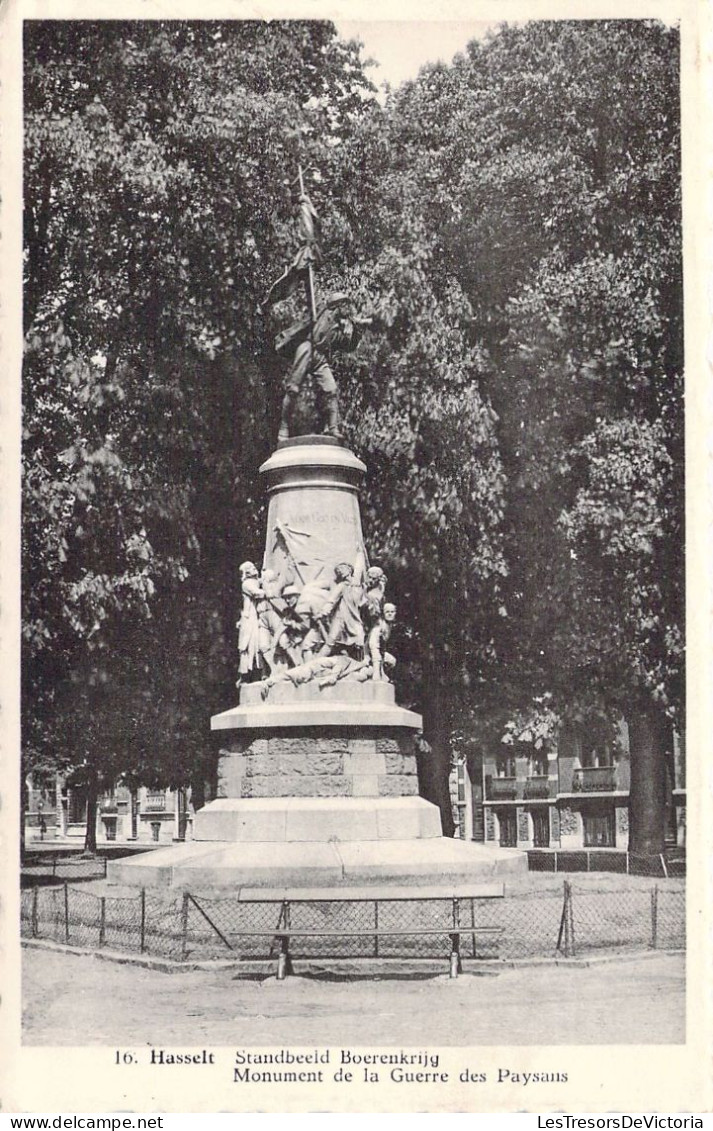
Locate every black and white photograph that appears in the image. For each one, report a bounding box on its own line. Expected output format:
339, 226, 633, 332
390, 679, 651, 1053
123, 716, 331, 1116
3, 0, 710, 1116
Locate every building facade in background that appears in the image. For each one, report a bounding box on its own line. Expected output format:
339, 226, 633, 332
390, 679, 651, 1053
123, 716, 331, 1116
451, 722, 685, 854
24, 777, 196, 846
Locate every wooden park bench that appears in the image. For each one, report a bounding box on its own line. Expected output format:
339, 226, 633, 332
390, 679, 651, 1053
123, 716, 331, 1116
229, 883, 505, 979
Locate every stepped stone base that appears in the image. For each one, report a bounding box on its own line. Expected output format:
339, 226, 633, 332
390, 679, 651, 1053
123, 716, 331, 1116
105, 731, 529, 890
193, 797, 442, 842
107, 826, 526, 891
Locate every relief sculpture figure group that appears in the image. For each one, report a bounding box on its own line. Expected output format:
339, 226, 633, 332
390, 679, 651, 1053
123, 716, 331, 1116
237, 554, 396, 696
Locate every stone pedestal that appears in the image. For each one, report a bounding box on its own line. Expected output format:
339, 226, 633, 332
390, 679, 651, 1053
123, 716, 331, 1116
210, 729, 420, 801
107, 439, 527, 890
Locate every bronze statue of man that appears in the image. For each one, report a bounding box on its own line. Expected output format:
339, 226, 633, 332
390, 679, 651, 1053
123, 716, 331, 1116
265, 165, 371, 442
276, 293, 366, 441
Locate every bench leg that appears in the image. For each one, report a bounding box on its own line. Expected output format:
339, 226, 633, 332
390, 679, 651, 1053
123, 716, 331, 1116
449, 933, 462, 979
276, 936, 292, 981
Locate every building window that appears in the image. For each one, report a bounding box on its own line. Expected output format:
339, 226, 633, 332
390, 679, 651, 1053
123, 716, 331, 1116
532, 808, 550, 848
498, 809, 517, 848
496, 753, 516, 778
68, 790, 87, 824
580, 732, 613, 769
529, 751, 548, 777
582, 807, 615, 848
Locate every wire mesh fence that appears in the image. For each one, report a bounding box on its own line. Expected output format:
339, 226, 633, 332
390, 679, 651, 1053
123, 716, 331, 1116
527, 850, 685, 877
21, 880, 686, 966
21, 853, 108, 885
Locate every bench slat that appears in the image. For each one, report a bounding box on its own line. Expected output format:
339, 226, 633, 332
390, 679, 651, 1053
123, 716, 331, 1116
273, 928, 502, 938
236, 884, 504, 903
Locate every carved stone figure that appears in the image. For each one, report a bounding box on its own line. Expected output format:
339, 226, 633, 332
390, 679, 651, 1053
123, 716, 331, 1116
272, 584, 313, 668
369, 601, 397, 682
256, 567, 289, 676
260, 653, 373, 699
237, 561, 264, 681
317, 655, 372, 687
315, 557, 366, 657
363, 566, 387, 616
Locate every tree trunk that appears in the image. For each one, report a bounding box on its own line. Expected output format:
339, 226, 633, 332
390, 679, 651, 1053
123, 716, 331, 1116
417, 673, 455, 837
416, 582, 456, 836
83, 768, 99, 856
628, 706, 668, 858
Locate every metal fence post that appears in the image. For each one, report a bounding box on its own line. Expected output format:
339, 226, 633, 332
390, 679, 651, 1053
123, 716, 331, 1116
99, 897, 106, 947
651, 885, 658, 949
180, 890, 189, 960
140, 888, 146, 953
63, 881, 70, 944
374, 900, 379, 958
32, 885, 39, 938
52, 853, 57, 879
556, 880, 567, 954
557, 880, 574, 956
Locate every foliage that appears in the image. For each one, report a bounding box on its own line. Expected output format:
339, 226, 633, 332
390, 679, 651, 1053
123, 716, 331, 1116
379, 20, 683, 749
22, 20, 377, 825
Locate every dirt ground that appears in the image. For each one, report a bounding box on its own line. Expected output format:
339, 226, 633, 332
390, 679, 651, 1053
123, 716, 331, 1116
22, 944, 684, 1047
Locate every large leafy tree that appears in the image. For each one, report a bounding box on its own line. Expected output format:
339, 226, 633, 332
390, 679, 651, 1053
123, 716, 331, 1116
376, 20, 683, 853
22, 20, 377, 848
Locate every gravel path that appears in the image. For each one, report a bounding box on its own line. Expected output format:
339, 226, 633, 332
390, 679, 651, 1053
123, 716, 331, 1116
23, 945, 684, 1046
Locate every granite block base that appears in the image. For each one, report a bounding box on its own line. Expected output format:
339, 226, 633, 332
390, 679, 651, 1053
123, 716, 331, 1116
215, 729, 421, 799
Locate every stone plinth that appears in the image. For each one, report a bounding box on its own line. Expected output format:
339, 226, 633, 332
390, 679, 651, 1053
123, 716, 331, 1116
108, 830, 527, 890
192, 797, 442, 843
212, 697, 422, 732
214, 679, 422, 733
259, 441, 368, 589
212, 728, 420, 800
